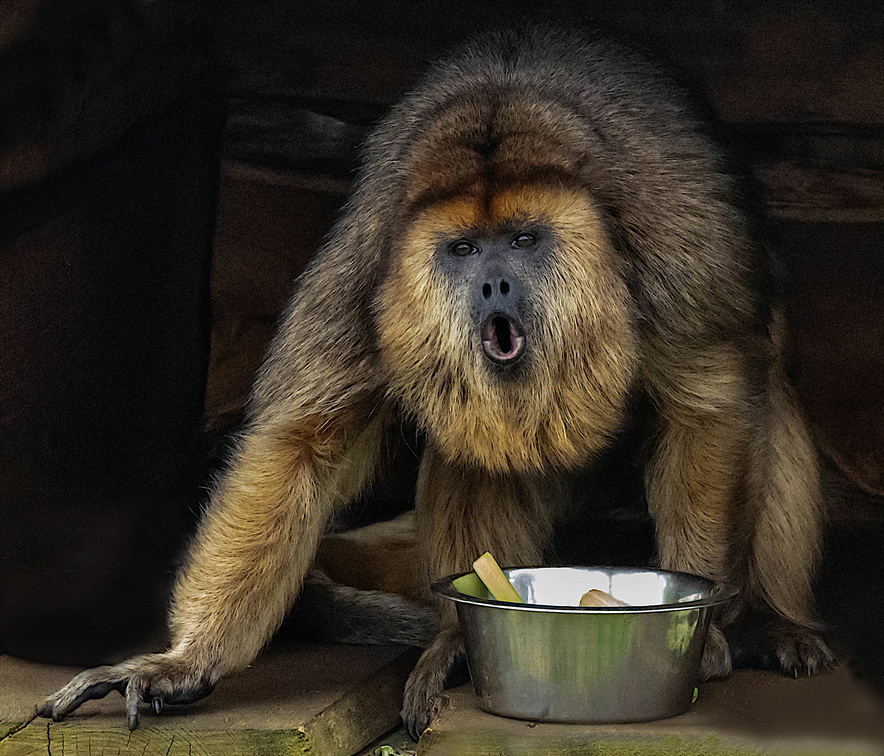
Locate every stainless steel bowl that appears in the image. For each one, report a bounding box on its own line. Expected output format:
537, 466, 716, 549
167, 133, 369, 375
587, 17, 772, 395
433, 565, 737, 723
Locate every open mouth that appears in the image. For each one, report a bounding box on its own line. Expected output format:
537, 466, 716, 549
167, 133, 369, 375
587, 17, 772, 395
481, 314, 526, 365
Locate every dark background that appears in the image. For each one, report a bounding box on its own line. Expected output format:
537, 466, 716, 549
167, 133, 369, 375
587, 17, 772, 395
1, 0, 882, 699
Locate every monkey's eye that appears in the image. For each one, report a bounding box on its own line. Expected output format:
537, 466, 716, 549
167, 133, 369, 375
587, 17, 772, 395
512, 233, 536, 249
450, 240, 479, 257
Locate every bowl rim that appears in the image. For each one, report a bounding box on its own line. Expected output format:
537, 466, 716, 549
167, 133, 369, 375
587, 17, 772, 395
431, 564, 739, 614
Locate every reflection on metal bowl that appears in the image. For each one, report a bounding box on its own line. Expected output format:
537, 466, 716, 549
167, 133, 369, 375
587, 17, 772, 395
433, 565, 737, 723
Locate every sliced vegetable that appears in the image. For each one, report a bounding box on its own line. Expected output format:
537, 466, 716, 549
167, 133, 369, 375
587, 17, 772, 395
578, 589, 629, 608
472, 552, 524, 603
451, 571, 488, 597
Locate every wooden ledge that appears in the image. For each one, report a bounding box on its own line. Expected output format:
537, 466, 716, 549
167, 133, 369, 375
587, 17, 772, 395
0, 640, 419, 755
417, 666, 884, 756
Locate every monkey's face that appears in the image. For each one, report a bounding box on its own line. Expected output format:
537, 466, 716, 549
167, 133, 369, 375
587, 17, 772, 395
376, 185, 639, 473
437, 228, 540, 371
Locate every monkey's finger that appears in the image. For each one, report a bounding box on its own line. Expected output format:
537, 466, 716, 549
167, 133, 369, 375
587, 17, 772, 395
775, 631, 836, 679
40, 677, 127, 721
59, 680, 127, 720
126, 684, 143, 730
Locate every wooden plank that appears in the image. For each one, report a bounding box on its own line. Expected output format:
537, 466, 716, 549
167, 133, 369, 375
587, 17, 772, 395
212, 165, 344, 318
1, 721, 312, 756
0, 640, 419, 756
417, 667, 884, 756
755, 160, 884, 222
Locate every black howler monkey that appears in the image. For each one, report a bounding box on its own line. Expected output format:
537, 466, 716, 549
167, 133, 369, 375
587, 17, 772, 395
41, 24, 833, 738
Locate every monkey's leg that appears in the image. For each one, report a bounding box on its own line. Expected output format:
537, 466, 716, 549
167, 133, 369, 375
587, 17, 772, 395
738, 367, 835, 675
401, 444, 558, 738
41, 405, 389, 727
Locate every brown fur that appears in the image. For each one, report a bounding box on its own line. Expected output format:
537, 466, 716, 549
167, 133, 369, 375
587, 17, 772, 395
377, 187, 636, 473
315, 512, 426, 602
42, 25, 833, 737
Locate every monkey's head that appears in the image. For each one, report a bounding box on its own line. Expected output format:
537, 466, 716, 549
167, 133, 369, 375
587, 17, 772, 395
375, 93, 640, 473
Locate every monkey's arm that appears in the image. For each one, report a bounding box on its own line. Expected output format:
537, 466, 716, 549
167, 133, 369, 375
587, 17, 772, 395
39, 401, 388, 727
40, 211, 391, 724
645, 341, 832, 679
644, 359, 751, 680
401, 443, 560, 738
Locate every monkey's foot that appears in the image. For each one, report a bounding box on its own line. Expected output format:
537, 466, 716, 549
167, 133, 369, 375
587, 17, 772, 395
728, 612, 837, 677
401, 626, 463, 740
38, 652, 216, 729
698, 623, 733, 681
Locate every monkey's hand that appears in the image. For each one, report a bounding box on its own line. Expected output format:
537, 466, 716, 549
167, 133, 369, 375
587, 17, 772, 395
38, 651, 217, 729
727, 614, 837, 678
401, 626, 463, 740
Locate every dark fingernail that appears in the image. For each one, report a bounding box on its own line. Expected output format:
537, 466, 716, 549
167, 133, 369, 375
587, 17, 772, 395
152, 697, 163, 715
128, 712, 139, 730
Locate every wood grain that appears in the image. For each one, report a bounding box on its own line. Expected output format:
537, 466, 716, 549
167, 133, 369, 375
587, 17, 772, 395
0, 640, 418, 756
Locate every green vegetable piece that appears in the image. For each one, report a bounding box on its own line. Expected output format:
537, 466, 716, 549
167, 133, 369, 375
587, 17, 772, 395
452, 571, 488, 597
472, 552, 524, 603
692, 686, 699, 704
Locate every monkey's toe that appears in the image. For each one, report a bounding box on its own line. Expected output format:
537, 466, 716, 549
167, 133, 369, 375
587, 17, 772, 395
123, 665, 216, 729
401, 669, 442, 740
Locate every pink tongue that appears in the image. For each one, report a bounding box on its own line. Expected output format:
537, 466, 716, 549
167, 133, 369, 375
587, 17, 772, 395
482, 339, 504, 359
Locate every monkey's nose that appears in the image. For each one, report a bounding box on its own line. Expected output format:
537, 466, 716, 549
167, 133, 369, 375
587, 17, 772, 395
482, 278, 512, 300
